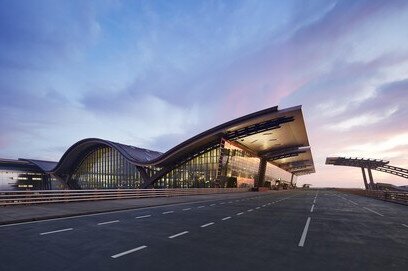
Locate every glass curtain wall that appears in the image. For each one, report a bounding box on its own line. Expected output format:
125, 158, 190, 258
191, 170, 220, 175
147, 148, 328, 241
156, 147, 220, 188
265, 162, 292, 184
222, 141, 260, 188
69, 142, 294, 190
71, 146, 143, 189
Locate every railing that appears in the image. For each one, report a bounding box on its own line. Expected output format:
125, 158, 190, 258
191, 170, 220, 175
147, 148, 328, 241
0, 188, 250, 206
336, 189, 408, 205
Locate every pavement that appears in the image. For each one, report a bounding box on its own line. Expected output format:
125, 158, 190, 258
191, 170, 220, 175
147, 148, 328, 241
0, 190, 407, 271
0, 191, 259, 225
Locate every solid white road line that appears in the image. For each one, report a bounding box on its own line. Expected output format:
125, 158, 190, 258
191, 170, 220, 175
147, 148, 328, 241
363, 207, 384, 217
111, 245, 147, 259
40, 228, 73, 235
201, 222, 215, 228
97, 220, 119, 226
402, 224, 408, 228
222, 216, 231, 221
313, 198, 316, 204
348, 200, 358, 205
197, 206, 205, 209
236, 212, 244, 216
310, 204, 315, 213
182, 208, 192, 211
162, 211, 174, 214
136, 215, 151, 219
168, 231, 189, 239
298, 217, 311, 247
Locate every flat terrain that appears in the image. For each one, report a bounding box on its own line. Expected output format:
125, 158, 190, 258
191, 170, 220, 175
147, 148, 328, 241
0, 190, 407, 270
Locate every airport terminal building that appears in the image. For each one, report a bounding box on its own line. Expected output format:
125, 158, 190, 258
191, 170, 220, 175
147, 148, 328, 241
0, 106, 315, 191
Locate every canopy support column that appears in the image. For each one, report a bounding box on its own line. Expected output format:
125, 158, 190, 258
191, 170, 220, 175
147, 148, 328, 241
361, 167, 369, 190
256, 158, 267, 188
368, 168, 375, 190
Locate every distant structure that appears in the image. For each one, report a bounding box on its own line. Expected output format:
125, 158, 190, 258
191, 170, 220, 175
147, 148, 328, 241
0, 106, 315, 191
326, 157, 408, 190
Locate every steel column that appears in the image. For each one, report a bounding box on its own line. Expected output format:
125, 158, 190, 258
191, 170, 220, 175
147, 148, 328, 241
290, 174, 294, 188
361, 167, 369, 190
257, 158, 267, 188
367, 168, 375, 190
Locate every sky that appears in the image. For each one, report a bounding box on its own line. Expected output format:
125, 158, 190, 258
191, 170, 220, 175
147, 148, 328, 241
1, 0, 408, 188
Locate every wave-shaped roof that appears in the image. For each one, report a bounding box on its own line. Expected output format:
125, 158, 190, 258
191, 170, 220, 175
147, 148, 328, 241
52, 105, 315, 176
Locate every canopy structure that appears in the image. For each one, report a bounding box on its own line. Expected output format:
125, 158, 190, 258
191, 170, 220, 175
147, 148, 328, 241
326, 157, 408, 190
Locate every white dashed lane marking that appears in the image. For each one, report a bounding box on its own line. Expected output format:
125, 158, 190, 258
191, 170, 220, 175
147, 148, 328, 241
97, 220, 119, 226
363, 207, 384, 217
168, 231, 189, 239
200, 222, 215, 228
222, 216, 231, 221
111, 246, 147, 259
298, 217, 311, 247
136, 215, 151, 219
162, 211, 174, 215
236, 212, 244, 216
40, 228, 73, 236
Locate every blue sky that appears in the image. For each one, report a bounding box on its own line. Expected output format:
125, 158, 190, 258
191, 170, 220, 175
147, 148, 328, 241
1, 0, 408, 187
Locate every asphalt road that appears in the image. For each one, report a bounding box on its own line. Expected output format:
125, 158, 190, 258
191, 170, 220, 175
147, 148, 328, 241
0, 190, 407, 271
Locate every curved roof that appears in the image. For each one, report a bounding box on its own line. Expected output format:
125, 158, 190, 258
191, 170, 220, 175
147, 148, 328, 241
0, 158, 58, 173
52, 139, 163, 175
52, 105, 315, 176
20, 159, 58, 172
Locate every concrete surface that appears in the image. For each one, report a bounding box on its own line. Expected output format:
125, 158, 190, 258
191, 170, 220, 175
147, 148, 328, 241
0, 190, 407, 271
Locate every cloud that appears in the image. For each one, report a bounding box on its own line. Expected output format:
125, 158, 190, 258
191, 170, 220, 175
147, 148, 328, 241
0, 0, 101, 71
325, 106, 398, 131
1, 0, 408, 188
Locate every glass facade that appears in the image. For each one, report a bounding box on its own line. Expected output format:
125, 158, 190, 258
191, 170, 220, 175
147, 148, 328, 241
265, 161, 293, 186
67, 140, 292, 190
156, 147, 220, 188
71, 146, 145, 189
222, 141, 260, 188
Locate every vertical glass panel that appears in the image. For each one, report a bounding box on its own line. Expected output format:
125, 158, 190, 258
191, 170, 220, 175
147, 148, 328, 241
158, 146, 221, 188
71, 146, 143, 189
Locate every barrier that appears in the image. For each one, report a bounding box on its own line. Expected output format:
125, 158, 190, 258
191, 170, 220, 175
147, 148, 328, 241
336, 189, 408, 205
0, 188, 249, 206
